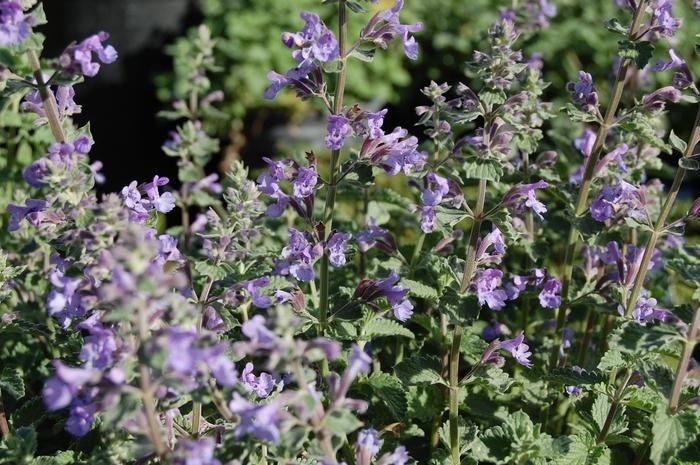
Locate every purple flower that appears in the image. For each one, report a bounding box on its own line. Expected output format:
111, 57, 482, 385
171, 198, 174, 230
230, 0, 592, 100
482, 320, 507, 342
6, 199, 47, 232
575, 128, 596, 157
505, 275, 529, 300
565, 366, 585, 397
375, 272, 413, 321
157, 234, 183, 264
42, 362, 99, 411
58, 31, 118, 77
328, 232, 352, 267
594, 144, 628, 177
473, 269, 508, 311
229, 393, 283, 443
377, 447, 410, 465
326, 115, 353, 150
501, 180, 549, 220
590, 180, 645, 222
539, 278, 561, 309
293, 166, 317, 198
22, 85, 82, 120
241, 362, 275, 398
474, 226, 507, 266
144, 175, 176, 214
173, 438, 222, 465
361, 127, 427, 176
630, 294, 669, 325
242, 315, 278, 347
500, 332, 533, 368
653, 48, 684, 72
0, 1, 30, 46
65, 400, 97, 437
421, 206, 436, 233
566, 71, 599, 113
280, 228, 322, 282
361, 0, 423, 60
356, 218, 394, 253
651, 0, 680, 38
641, 86, 681, 112
356, 428, 381, 465
366, 109, 388, 139
422, 173, 450, 207
282, 12, 339, 65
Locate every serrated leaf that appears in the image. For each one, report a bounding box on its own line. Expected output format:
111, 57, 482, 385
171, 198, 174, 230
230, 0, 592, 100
362, 318, 414, 340
605, 18, 628, 35
395, 355, 447, 386
462, 156, 503, 182
618, 39, 655, 68
545, 368, 605, 387
554, 433, 611, 465
650, 407, 700, 465
367, 372, 407, 419
193, 261, 227, 281
325, 409, 363, 437
0, 367, 25, 399
401, 278, 439, 302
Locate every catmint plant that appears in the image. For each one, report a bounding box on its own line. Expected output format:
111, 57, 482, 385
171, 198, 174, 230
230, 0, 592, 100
2, 0, 700, 464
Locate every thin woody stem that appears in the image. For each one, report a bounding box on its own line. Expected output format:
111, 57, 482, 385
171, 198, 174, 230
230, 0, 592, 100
624, 107, 700, 318
191, 276, 216, 436
0, 389, 9, 438
27, 50, 65, 143
549, 0, 649, 370
668, 305, 700, 413
318, 0, 348, 342
448, 325, 463, 465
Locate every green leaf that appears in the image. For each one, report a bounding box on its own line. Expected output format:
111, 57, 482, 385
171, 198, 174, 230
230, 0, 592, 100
679, 157, 700, 171
563, 103, 600, 123
401, 278, 439, 303
325, 409, 363, 437
395, 355, 447, 386
193, 261, 227, 281
366, 372, 407, 419
554, 433, 611, 465
605, 18, 628, 35
30, 451, 79, 465
0, 367, 25, 399
669, 130, 688, 154
362, 318, 414, 340
461, 156, 503, 182
435, 207, 471, 229
545, 368, 605, 387
618, 40, 655, 68
650, 407, 700, 465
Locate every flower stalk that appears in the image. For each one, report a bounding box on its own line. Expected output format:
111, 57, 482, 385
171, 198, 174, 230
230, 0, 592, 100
550, 0, 649, 369
191, 275, 216, 436
318, 0, 349, 337
596, 369, 632, 444
27, 50, 65, 143
448, 325, 463, 465
668, 305, 700, 413
0, 389, 9, 438
624, 107, 700, 318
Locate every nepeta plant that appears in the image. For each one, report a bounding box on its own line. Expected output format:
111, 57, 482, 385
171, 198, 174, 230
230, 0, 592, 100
1, 0, 700, 464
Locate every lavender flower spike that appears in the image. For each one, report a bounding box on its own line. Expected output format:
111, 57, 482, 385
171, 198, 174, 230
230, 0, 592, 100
0, 1, 30, 46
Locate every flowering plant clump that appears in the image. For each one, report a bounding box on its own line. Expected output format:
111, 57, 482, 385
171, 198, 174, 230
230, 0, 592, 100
1, 0, 700, 464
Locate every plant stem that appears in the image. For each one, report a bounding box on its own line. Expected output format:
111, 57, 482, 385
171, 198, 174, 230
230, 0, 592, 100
410, 232, 426, 270
575, 309, 597, 367
293, 361, 337, 463
137, 304, 167, 458
449, 325, 463, 465
596, 369, 632, 444
0, 389, 9, 438
318, 0, 348, 340
549, 0, 648, 370
624, 108, 700, 318
191, 277, 215, 436
26, 50, 65, 143
459, 179, 488, 294
669, 305, 700, 413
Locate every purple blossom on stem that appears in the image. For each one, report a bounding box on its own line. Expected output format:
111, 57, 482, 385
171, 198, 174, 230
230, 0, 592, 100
229, 393, 283, 443
590, 180, 646, 222
566, 71, 599, 114
651, 0, 680, 38
641, 86, 681, 112
500, 332, 533, 368
65, 399, 97, 437
538, 278, 561, 309
144, 175, 176, 214
356, 218, 395, 254
473, 268, 508, 311
0, 1, 30, 46
356, 428, 381, 465
280, 228, 323, 282
293, 166, 318, 198
482, 320, 507, 342
366, 109, 388, 139
6, 199, 48, 232
172, 438, 221, 465
58, 31, 118, 77
361, 0, 423, 60
22, 85, 82, 120
501, 180, 549, 220
326, 115, 353, 150
241, 362, 275, 398
282, 12, 339, 65
360, 127, 427, 176
327, 232, 352, 267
